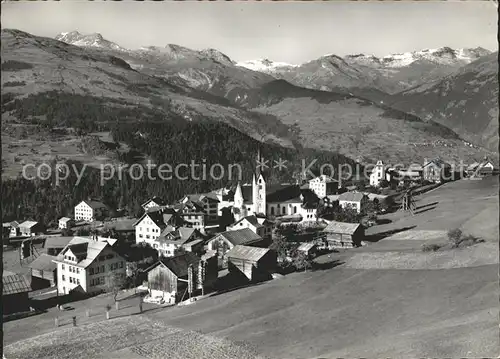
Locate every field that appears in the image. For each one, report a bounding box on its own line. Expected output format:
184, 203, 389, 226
3, 176, 499, 358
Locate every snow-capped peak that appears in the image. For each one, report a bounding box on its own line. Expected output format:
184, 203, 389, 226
236, 58, 298, 73
55, 31, 126, 52
343, 47, 491, 68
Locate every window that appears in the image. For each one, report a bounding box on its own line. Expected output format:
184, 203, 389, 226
146, 235, 150, 239
62, 264, 65, 270
62, 275, 65, 281
120, 261, 123, 268
77, 279, 80, 285
99, 277, 105, 285
89, 268, 94, 275
101, 265, 105, 273
69, 277, 73, 283
76, 268, 79, 274
139, 234, 143, 238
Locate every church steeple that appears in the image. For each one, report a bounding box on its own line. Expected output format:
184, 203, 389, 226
252, 147, 266, 216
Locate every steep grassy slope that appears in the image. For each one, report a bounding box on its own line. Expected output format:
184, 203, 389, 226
1, 29, 294, 149
389, 52, 499, 153
245, 80, 492, 163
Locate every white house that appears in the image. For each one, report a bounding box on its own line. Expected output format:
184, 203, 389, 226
52, 236, 126, 295
74, 200, 108, 222
228, 215, 273, 240
9, 221, 20, 237
180, 193, 219, 223
134, 208, 183, 246
58, 217, 74, 230
338, 192, 368, 213
309, 175, 339, 198
19, 220, 44, 237
141, 196, 166, 211
153, 227, 202, 257
369, 161, 386, 187
172, 201, 205, 232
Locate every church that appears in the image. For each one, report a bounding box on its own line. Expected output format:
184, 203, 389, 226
227, 152, 319, 223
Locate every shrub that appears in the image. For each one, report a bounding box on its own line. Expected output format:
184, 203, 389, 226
422, 243, 441, 252
447, 228, 463, 246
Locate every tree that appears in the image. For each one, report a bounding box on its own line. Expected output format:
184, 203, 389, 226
106, 271, 126, 303
447, 228, 463, 247
270, 231, 288, 263
292, 251, 312, 272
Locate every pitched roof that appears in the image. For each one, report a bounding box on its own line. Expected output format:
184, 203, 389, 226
3, 273, 31, 295
19, 220, 39, 228
423, 158, 451, 169
216, 228, 263, 246
141, 196, 166, 208
153, 252, 201, 278
232, 215, 264, 229
158, 227, 198, 245
134, 208, 180, 228
7, 221, 19, 228
44, 236, 74, 249
28, 254, 57, 272
54, 237, 113, 268
323, 221, 361, 235
297, 242, 316, 252
338, 192, 365, 202
226, 245, 271, 262
59, 217, 72, 222
82, 200, 107, 210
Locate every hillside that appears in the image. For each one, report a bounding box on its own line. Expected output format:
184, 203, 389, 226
240, 47, 491, 96
1, 29, 294, 149
2, 29, 494, 167
243, 80, 493, 163
389, 52, 499, 153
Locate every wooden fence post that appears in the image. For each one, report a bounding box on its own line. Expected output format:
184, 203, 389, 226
72, 316, 76, 327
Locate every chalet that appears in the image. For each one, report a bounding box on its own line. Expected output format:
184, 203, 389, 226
6, 221, 20, 238
228, 215, 273, 240
296, 242, 317, 258
52, 236, 126, 295
3, 271, 31, 315
206, 228, 264, 265
44, 236, 74, 256
422, 158, 451, 183
226, 245, 277, 282
180, 193, 219, 222
74, 200, 108, 222
18, 221, 44, 237
141, 196, 166, 211
338, 192, 369, 213
58, 217, 74, 230
321, 221, 364, 249
309, 175, 339, 198
467, 158, 497, 177
146, 252, 218, 303
172, 201, 205, 231
154, 227, 203, 257
134, 208, 184, 246
28, 254, 57, 289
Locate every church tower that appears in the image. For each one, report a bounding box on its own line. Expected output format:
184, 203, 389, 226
233, 182, 246, 221
252, 148, 267, 216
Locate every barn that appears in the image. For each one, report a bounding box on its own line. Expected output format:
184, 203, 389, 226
3, 271, 31, 315
27, 254, 58, 289
146, 252, 217, 303
322, 221, 364, 249
226, 245, 277, 282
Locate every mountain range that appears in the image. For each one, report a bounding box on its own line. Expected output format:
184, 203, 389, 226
2, 29, 497, 173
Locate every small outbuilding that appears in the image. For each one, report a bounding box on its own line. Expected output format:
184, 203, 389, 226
296, 242, 318, 258
226, 245, 277, 282
58, 217, 74, 230
3, 271, 31, 315
28, 254, 58, 289
322, 221, 364, 249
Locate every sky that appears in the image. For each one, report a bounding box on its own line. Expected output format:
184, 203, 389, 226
1, 1, 497, 64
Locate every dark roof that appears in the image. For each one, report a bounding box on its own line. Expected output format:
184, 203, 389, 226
323, 221, 361, 235
45, 236, 74, 249
338, 192, 365, 202
141, 196, 166, 208
216, 228, 263, 246
159, 252, 200, 278
232, 215, 263, 228
423, 158, 451, 169
135, 208, 180, 228
159, 227, 199, 245
28, 254, 57, 272
226, 245, 271, 262
3, 273, 31, 295
83, 200, 107, 210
